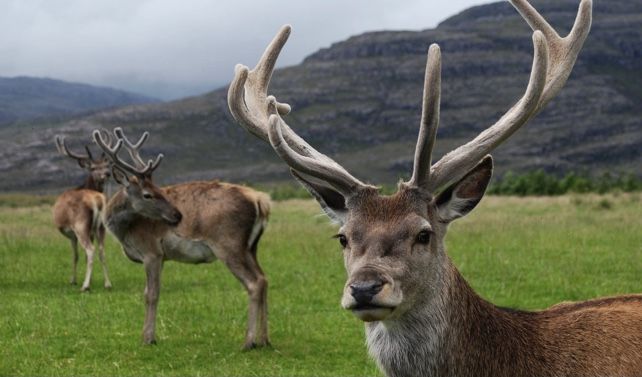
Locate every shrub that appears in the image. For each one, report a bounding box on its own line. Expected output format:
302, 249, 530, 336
488, 170, 642, 196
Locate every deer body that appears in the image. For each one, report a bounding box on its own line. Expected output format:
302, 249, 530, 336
94, 129, 271, 348
52, 135, 112, 291
106, 181, 269, 266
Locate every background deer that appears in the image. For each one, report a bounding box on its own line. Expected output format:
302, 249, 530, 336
228, 0, 642, 376
93, 128, 271, 349
52, 134, 113, 291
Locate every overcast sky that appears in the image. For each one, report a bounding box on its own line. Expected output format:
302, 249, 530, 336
1, 0, 496, 100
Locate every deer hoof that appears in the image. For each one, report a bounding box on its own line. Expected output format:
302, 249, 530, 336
104, 283, 113, 290
143, 332, 157, 345
80, 286, 90, 292
242, 340, 270, 350
242, 341, 258, 351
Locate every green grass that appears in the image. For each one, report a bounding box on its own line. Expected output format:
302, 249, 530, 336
0, 194, 641, 376
0, 193, 55, 208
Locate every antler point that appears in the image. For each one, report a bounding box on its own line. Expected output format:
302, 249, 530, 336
235, 64, 249, 74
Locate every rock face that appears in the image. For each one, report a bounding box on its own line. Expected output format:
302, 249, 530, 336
0, 77, 159, 126
1, 0, 640, 192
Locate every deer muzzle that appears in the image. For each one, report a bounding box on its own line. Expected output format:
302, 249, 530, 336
342, 270, 399, 322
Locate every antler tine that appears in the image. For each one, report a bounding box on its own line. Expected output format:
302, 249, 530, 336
228, 25, 292, 143
114, 127, 149, 168
55, 135, 91, 162
407, 44, 441, 189
92, 129, 160, 177
98, 129, 112, 147
84, 145, 95, 161
426, 0, 591, 192
228, 25, 370, 195
148, 153, 164, 173
427, 31, 548, 192
268, 115, 363, 195
511, 0, 592, 110
92, 130, 132, 174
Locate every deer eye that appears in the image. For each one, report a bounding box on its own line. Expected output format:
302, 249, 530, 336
335, 234, 348, 248
416, 230, 431, 244
142, 192, 153, 200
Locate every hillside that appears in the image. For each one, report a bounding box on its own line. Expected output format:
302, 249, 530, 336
0, 77, 159, 126
0, 0, 640, 192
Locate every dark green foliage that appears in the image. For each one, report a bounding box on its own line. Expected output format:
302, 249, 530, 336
252, 183, 311, 201
489, 170, 642, 196
255, 170, 642, 201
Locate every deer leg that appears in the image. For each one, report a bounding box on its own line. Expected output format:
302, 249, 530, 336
221, 251, 267, 350
76, 228, 95, 292
96, 225, 112, 289
69, 236, 79, 285
249, 251, 269, 347
142, 256, 162, 345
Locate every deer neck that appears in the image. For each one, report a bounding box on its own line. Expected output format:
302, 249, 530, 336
77, 174, 103, 192
103, 190, 137, 242
365, 258, 540, 377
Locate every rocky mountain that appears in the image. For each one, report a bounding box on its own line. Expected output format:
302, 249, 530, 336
1, 0, 640, 192
0, 77, 159, 126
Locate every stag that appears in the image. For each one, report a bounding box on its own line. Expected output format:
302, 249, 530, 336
93, 128, 271, 349
53, 134, 113, 291
228, 0, 642, 375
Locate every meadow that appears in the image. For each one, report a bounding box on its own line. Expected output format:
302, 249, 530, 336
0, 193, 640, 376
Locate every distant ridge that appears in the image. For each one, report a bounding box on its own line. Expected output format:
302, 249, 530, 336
0, 0, 640, 192
0, 76, 159, 126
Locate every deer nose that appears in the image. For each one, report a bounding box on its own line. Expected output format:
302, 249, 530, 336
350, 280, 384, 304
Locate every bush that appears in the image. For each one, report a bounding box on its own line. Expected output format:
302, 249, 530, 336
250, 170, 642, 200
488, 170, 642, 196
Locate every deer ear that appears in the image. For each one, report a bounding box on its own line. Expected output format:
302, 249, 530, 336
291, 169, 348, 224
77, 159, 90, 169
111, 165, 130, 187
435, 155, 493, 223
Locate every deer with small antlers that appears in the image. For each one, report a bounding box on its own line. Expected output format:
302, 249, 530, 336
228, 0, 642, 375
53, 134, 113, 291
93, 128, 271, 348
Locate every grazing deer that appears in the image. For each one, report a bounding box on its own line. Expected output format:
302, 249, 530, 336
53, 134, 113, 292
92, 128, 271, 349
228, 0, 642, 375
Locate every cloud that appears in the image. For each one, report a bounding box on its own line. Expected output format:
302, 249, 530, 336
0, 0, 495, 99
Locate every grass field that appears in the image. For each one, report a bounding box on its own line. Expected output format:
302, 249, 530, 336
0, 194, 640, 376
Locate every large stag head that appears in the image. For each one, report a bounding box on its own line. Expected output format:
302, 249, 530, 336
228, 0, 592, 322
93, 128, 182, 225
55, 132, 112, 190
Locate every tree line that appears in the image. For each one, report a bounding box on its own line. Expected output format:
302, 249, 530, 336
488, 170, 642, 196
